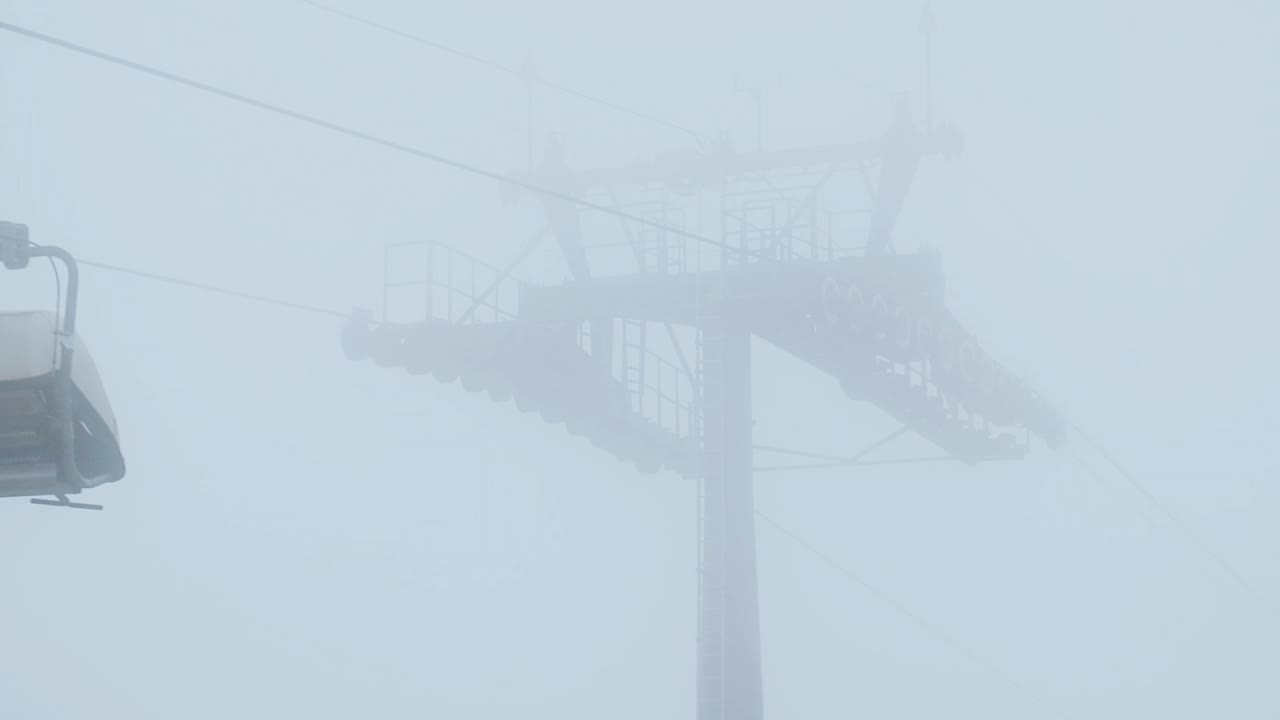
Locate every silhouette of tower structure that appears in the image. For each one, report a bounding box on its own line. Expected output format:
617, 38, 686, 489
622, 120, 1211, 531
342, 106, 1064, 720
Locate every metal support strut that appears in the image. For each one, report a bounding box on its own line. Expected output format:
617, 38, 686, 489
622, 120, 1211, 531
698, 318, 763, 720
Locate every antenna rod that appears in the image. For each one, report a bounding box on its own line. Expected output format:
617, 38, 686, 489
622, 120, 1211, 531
920, 1, 938, 131
735, 75, 780, 153
523, 56, 537, 173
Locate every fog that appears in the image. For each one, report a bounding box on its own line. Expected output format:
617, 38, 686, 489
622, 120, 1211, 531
1, 1, 1277, 718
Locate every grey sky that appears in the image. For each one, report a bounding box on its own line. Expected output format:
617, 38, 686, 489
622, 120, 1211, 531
1, 1, 1278, 718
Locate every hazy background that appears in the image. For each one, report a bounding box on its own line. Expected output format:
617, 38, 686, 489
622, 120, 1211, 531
1, 1, 1277, 718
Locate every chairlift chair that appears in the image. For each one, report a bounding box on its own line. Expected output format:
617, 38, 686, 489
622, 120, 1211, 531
0, 222, 125, 507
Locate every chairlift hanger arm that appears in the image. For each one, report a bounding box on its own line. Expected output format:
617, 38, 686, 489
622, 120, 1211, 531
23, 246, 79, 338
0, 224, 79, 338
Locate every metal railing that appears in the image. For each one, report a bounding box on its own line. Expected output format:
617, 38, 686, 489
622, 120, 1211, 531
382, 240, 522, 325
576, 320, 698, 440
631, 348, 696, 439
721, 190, 869, 264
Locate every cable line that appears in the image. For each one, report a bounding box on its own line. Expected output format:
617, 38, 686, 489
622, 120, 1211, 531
79, 259, 349, 318
756, 510, 1071, 719
296, 0, 706, 140
0, 19, 750, 259
1070, 422, 1280, 620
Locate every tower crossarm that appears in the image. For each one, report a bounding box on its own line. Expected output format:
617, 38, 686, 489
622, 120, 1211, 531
517, 252, 1066, 457
341, 316, 701, 476
556, 127, 963, 194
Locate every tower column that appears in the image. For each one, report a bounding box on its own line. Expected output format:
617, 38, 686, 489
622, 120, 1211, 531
698, 317, 763, 720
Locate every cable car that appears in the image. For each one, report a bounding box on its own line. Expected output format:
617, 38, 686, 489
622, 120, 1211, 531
1, 222, 124, 508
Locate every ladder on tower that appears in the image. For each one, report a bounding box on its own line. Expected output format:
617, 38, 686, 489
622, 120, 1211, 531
621, 319, 647, 416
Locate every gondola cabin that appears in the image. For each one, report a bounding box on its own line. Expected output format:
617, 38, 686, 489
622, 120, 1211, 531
1, 224, 125, 506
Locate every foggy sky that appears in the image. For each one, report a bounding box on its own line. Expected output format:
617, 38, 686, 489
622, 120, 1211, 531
1, 1, 1278, 718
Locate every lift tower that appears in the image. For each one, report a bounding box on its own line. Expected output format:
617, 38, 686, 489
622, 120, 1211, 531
342, 108, 1065, 720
